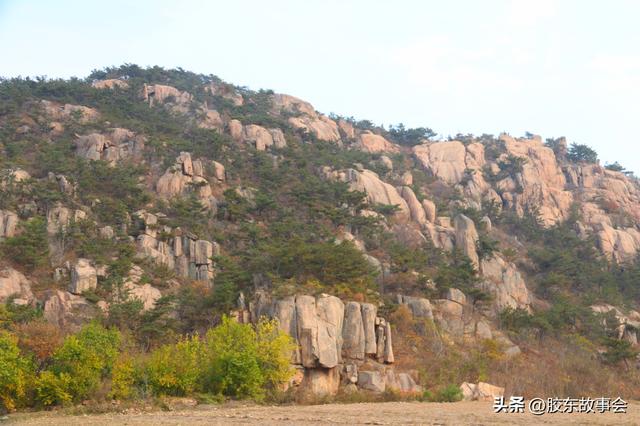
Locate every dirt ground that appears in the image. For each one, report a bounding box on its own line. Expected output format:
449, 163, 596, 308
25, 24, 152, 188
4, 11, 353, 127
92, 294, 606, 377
5, 401, 639, 425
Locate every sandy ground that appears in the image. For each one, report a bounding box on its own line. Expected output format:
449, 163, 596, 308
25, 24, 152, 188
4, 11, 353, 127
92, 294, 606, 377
5, 401, 639, 425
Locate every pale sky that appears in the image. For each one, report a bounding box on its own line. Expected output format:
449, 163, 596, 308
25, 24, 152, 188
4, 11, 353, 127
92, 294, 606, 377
1, 0, 639, 173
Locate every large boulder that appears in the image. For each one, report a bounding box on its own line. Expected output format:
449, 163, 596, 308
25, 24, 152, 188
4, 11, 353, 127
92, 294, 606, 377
400, 187, 426, 224
361, 303, 377, 355
454, 214, 479, 269
356, 131, 398, 153
0, 210, 18, 239
413, 141, 468, 184
480, 254, 531, 312
43, 290, 95, 331
357, 370, 386, 392
69, 258, 97, 295
342, 302, 365, 360
0, 268, 34, 304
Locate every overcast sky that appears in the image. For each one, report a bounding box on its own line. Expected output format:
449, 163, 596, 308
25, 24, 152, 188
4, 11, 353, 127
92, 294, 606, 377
1, 0, 639, 172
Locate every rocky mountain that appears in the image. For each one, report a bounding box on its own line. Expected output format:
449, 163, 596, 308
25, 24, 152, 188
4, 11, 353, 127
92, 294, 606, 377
1, 65, 640, 400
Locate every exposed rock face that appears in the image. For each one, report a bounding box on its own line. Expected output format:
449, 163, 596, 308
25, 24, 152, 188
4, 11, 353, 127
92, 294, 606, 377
338, 119, 355, 140
302, 367, 341, 396
206, 82, 244, 106
342, 302, 365, 360
69, 258, 97, 295
397, 295, 433, 320
133, 211, 218, 282
272, 93, 341, 142
595, 222, 640, 263
413, 141, 468, 184
499, 135, 573, 226
591, 304, 640, 343
242, 124, 286, 150
421, 199, 436, 223
197, 108, 224, 131
358, 370, 386, 392
40, 100, 99, 123
0, 210, 19, 239
43, 290, 94, 330
92, 79, 128, 89
125, 283, 162, 311
460, 382, 505, 402
75, 128, 145, 164
400, 186, 426, 224
454, 214, 479, 269
46, 204, 86, 235
327, 168, 410, 222
480, 254, 531, 312
0, 268, 34, 304
142, 84, 192, 109
356, 131, 398, 153
156, 152, 218, 210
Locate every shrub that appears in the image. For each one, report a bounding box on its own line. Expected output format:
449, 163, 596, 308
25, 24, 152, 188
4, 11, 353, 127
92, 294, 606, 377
202, 316, 295, 400
15, 321, 63, 364
144, 335, 204, 396
109, 355, 136, 400
203, 317, 264, 399
0, 331, 32, 411
41, 323, 121, 404
434, 384, 463, 402
35, 371, 72, 407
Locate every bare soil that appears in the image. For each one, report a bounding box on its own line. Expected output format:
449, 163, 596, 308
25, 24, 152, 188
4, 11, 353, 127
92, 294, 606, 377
5, 401, 639, 425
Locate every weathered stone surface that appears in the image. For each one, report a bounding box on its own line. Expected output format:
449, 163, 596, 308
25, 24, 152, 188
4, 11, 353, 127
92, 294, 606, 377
0, 210, 18, 239
75, 128, 145, 164
356, 131, 398, 153
361, 303, 377, 355
460, 381, 504, 401
124, 283, 161, 311
41, 100, 99, 123
384, 322, 394, 363
316, 294, 345, 368
400, 186, 426, 224
398, 295, 434, 320
206, 82, 244, 106
43, 290, 93, 330
335, 168, 410, 222
413, 141, 468, 184
69, 258, 97, 295
432, 299, 464, 337
454, 214, 479, 269
358, 370, 386, 392
92, 79, 128, 89
480, 254, 531, 312
446, 288, 466, 305
142, 84, 192, 108
302, 367, 340, 396
421, 199, 437, 223
0, 267, 33, 303
342, 302, 365, 360
296, 295, 319, 367
338, 119, 355, 140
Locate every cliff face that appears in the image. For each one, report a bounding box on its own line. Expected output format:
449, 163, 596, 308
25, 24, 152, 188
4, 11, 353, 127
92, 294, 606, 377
1, 66, 639, 396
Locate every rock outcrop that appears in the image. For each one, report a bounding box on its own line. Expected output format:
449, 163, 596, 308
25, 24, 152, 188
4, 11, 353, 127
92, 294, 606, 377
40, 100, 99, 123
92, 79, 128, 90
0, 210, 18, 239
0, 268, 34, 304
75, 128, 145, 164
356, 131, 398, 153
460, 382, 505, 401
133, 211, 218, 282
69, 258, 97, 295
454, 214, 479, 269
272, 94, 341, 142
43, 290, 95, 330
480, 254, 531, 312
156, 152, 219, 210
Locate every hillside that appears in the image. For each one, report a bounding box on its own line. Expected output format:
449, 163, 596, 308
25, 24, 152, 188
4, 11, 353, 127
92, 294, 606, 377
1, 65, 640, 411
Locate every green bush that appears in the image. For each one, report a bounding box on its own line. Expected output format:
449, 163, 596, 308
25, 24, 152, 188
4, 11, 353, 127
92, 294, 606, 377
434, 384, 463, 402
39, 323, 120, 405
144, 335, 204, 396
0, 331, 33, 411
202, 316, 294, 400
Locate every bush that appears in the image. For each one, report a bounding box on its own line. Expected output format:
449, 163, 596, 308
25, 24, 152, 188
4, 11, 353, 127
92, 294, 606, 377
109, 355, 136, 400
144, 335, 204, 396
203, 316, 294, 400
15, 321, 63, 364
0, 331, 32, 411
39, 323, 121, 404
434, 384, 463, 402
35, 371, 72, 407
